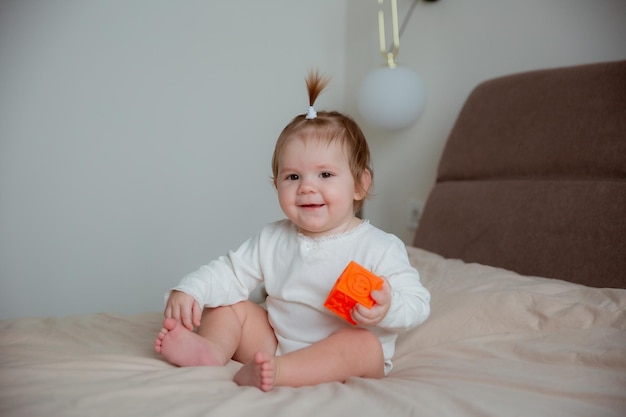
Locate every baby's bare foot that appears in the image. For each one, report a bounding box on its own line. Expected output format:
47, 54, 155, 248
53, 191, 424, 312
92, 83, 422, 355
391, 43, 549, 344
233, 351, 278, 392
154, 318, 224, 367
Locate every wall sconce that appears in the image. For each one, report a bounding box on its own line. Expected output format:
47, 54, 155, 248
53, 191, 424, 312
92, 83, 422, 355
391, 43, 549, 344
357, 0, 436, 131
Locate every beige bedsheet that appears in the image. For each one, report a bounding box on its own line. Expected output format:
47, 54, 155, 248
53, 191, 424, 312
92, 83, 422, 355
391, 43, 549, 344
1, 247, 625, 417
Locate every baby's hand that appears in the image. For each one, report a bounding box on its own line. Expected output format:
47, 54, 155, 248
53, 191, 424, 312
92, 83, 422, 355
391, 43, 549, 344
164, 290, 202, 331
351, 278, 391, 326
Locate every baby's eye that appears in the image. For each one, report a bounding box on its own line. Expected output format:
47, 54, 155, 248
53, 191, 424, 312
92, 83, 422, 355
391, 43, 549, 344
320, 172, 333, 179
286, 174, 299, 181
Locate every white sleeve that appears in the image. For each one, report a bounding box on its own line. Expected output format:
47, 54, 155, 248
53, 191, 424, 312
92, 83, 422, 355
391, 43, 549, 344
374, 237, 431, 332
170, 231, 264, 308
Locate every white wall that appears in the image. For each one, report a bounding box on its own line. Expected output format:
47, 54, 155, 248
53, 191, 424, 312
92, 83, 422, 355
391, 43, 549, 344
2, 0, 625, 319
346, 0, 626, 243
0, 0, 348, 319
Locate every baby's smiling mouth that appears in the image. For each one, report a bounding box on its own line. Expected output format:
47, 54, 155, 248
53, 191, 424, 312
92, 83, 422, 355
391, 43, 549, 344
299, 204, 325, 208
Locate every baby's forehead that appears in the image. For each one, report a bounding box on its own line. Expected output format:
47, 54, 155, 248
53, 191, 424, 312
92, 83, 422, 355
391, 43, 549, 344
287, 132, 348, 151
282, 135, 349, 159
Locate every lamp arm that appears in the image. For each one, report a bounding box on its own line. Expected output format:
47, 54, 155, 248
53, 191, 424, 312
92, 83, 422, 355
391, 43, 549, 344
392, 0, 418, 54
384, 0, 440, 56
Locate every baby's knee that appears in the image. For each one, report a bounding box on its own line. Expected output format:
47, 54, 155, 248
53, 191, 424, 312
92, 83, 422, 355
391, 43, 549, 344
228, 300, 265, 321
358, 328, 381, 346
334, 328, 383, 356
334, 328, 384, 378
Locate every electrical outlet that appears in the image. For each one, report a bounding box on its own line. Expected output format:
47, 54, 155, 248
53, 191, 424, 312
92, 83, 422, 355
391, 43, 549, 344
406, 199, 425, 229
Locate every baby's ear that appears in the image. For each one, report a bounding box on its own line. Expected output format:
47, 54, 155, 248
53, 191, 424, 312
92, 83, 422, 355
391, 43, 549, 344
355, 169, 372, 201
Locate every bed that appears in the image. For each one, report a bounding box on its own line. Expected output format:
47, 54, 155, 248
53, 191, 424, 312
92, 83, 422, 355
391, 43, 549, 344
2, 60, 625, 417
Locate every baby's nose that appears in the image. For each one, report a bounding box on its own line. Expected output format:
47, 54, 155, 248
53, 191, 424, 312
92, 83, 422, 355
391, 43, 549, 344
298, 178, 316, 193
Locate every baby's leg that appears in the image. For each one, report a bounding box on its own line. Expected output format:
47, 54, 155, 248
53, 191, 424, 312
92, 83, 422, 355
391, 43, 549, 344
234, 327, 384, 390
197, 300, 278, 365
155, 301, 276, 368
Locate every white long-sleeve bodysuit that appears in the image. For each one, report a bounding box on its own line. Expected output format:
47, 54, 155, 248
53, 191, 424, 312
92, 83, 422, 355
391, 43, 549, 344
172, 219, 431, 373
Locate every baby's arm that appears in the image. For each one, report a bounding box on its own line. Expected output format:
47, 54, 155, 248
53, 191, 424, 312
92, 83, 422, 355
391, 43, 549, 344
164, 290, 203, 331
352, 236, 431, 331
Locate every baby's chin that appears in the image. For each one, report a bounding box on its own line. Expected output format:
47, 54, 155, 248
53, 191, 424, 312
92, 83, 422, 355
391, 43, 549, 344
296, 220, 358, 239
295, 223, 335, 239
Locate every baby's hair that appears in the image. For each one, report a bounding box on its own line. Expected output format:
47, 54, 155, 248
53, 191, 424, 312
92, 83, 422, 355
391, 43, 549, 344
272, 70, 373, 213
306, 70, 331, 106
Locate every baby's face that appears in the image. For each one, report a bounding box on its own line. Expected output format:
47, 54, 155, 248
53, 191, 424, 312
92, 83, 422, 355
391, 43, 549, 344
275, 136, 362, 238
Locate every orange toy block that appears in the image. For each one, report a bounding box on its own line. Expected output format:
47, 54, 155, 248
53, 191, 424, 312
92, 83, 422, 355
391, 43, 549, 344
324, 261, 384, 325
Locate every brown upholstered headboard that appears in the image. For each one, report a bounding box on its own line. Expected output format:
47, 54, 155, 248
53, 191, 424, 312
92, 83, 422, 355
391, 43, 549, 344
413, 60, 626, 289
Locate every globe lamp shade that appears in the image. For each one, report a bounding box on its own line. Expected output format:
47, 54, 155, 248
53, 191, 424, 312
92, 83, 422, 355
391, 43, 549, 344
357, 66, 425, 131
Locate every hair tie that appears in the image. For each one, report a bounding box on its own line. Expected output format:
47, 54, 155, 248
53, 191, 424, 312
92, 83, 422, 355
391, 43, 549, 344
306, 105, 317, 120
